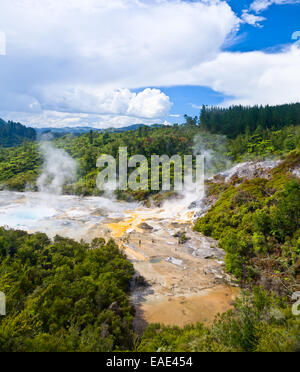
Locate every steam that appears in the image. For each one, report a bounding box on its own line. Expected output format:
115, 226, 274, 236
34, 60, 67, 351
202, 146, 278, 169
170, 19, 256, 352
158, 133, 233, 218
37, 141, 78, 194
193, 133, 232, 178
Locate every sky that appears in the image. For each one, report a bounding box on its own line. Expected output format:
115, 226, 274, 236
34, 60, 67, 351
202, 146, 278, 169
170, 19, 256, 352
0, 0, 299, 129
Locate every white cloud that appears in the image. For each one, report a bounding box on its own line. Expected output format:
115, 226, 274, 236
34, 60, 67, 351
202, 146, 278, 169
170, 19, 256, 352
127, 89, 172, 118
36, 86, 171, 119
250, 0, 300, 13
167, 46, 300, 106
241, 10, 266, 27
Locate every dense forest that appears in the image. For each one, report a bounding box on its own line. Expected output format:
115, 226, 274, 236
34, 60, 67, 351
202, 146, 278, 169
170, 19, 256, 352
200, 103, 300, 138
0, 229, 135, 352
0, 119, 36, 147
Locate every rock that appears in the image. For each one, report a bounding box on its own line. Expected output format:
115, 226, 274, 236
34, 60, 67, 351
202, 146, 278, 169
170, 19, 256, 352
219, 160, 280, 183
166, 257, 183, 266
138, 222, 153, 230
192, 247, 225, 260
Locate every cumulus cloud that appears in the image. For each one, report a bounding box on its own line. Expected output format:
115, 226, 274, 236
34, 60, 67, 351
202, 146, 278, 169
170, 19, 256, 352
127, 89, 172, 118
36, 86, 172, 118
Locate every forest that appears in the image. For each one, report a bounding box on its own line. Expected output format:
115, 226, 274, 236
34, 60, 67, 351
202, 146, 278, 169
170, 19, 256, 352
0, 229, 135, 352
0, 119, 36, 147
0, 115, 299, 200
199, 103, 300, 138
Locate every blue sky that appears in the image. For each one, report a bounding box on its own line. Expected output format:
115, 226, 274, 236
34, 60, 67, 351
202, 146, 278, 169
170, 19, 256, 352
159, 0, 300, 121
0, 0, 299, 128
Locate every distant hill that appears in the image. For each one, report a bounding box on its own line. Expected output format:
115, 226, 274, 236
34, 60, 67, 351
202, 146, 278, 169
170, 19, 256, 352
35, 123, 164, 137
35, 126, 103, 136
0, 119, 164, 145
0, 119, 36, 147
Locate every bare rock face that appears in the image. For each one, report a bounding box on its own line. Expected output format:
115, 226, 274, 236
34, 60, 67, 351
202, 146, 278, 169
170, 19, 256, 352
219, 160, 280, 183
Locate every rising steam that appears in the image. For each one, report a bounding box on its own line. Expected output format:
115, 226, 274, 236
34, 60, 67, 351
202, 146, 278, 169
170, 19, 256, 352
193, 133, 232, 178
37, 141, 78, 194
158, 134, 230, 218
159, 133, 233, 218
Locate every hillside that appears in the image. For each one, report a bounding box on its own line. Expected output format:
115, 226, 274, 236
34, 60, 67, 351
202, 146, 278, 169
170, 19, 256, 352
0, 118, 299, 197
0, 119, 36, 147
35, 124, 162, 137
195, 152, 300, 289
